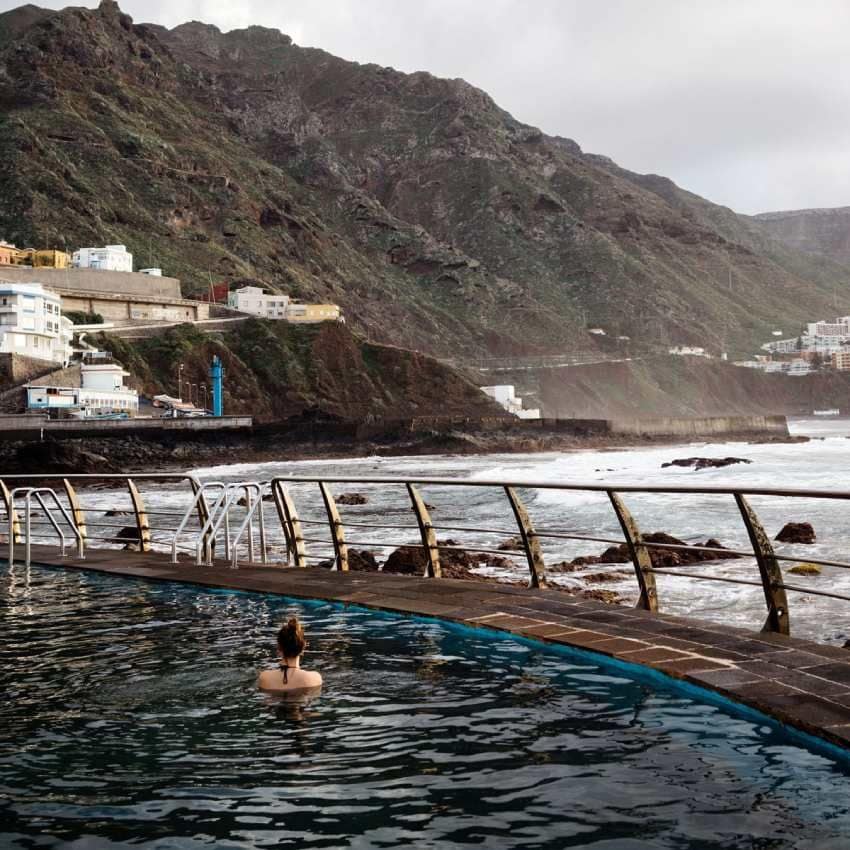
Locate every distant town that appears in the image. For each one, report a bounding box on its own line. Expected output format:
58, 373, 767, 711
0, 240, 342, 422
735, 317, 850, 376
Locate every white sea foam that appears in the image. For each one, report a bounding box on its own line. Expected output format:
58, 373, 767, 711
164, 419, 850, 643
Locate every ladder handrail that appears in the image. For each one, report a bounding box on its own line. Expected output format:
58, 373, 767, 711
8, 487, 84, 567
195, 482, 263, 566
171, 481, 226, 563
229, 486, 267, 569
193, 486, 235, 564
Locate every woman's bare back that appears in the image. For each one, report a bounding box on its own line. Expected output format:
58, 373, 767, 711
258, 665, 322, 693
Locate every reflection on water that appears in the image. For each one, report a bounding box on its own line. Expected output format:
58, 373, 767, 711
1, 564, 849, 848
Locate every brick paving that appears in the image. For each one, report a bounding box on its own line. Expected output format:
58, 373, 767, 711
5, 543, 850, 751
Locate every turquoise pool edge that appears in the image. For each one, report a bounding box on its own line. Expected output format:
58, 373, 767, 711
7, 556, 850, 769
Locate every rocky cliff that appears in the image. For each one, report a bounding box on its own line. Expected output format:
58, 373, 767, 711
1, 0, 849, 361
754, 208, 850, 266
538, 355, 850, 418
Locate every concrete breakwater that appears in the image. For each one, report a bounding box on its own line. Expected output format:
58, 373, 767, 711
605, 415, 789, 438
357, 414, 790, 441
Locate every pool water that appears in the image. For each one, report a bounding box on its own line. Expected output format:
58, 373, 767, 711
2, 565, 849, 849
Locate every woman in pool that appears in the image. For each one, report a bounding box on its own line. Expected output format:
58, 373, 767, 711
258, 617, 322, 693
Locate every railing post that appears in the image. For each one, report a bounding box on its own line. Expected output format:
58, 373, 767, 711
272, 481, 306, 567
504, 486, 546, 589
190, 479, 213, 563
608, 491, 658, 613
319, 483, 348, 571
0, 479, 21, 544
62, 478, 87, 550
407, 483, 441, 578
127, 479, 151, 553
734, 494, 790, 635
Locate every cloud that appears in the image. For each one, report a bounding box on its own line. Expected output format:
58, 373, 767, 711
3, 0, 848, 213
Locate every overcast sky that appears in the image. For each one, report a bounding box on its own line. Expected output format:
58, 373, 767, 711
3, 0, 849, 214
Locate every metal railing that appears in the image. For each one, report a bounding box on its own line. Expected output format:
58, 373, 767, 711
267, 475, 850, 637
0, 473, 270, 571
2, 472, 850, 638
7, 487, 84, 567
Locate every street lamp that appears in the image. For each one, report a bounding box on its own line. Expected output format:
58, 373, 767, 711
201, 383, 207, 411
177, 363, 185, 401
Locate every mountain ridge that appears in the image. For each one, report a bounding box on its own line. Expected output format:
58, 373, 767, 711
1, 0, 849, 359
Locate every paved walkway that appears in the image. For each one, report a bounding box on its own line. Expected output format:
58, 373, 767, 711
6, 544, 850, 752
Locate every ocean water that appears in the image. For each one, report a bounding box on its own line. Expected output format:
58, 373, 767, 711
65, 418, 850, 643
2, 563, 849, 848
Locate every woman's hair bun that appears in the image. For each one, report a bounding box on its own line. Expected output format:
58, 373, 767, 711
278, 615, 307, 657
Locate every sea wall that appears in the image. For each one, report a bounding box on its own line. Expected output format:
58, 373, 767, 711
354, 414, 788, 440
606, 415, 789, 438
0, 266, 182, 299
0, 415, 252, 439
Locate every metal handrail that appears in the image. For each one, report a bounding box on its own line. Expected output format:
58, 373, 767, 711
8, 487, 84, 567
5, 470, 850, 639
229, 485, 268, 569
195, 482, 265, 567
274, 475, 850, 499
270, 474, 850, 636
172, 481, 226, 564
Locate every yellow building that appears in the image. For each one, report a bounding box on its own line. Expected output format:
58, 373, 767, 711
286, 303, 341, 323
32, 249, 71, 269
832, 351, 850, 371
5, 247, 71, 268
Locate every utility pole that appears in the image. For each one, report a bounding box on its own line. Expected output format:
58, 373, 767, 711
177, 362, 184, 401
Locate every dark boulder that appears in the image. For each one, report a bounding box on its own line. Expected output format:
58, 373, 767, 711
337, 493, 368, 505
383, 539, 514, 581
349, 549, 378, 571
662, 457, 752, 470
236, 493, 274, 507
552, 531, 741, 571
110, 525, 141, 550
382, 545, 426, 575
775, 522, 816, 544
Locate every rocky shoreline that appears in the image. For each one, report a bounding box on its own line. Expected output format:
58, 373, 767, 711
0, 421, 808, 476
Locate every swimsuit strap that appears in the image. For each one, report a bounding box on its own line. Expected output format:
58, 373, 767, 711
279, 662, 291, 684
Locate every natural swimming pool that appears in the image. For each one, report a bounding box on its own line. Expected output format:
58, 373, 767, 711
2, 564, 849, 849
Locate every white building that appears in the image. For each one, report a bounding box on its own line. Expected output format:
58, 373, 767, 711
481, 384, 540, 419
669, 345, 708, 357
26, 354, 138, 416
807, 319, 850, 337
72, 245, 133, 273
0, 282, 73, 365
762, 337, 800, 354
227, 286, 290, 319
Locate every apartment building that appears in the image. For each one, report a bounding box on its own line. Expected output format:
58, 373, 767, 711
72, 245, 133, 273
0, 282, 73, 365
227, 286, 290, 318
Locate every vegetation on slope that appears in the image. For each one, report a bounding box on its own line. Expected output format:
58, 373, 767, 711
98, 320, 504, 422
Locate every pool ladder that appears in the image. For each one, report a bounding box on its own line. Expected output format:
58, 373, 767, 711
6, 487, 85, 567
171, 481, 268, 569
